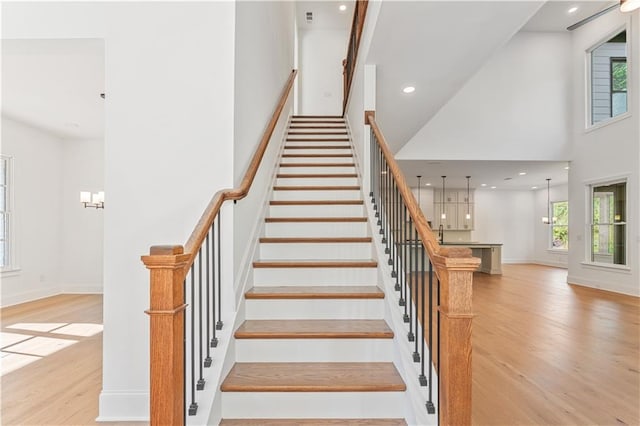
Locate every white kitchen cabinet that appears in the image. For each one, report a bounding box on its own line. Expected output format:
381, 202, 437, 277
432, 188, 475, 230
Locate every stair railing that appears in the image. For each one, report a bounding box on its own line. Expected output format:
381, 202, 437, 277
365, 111, 480, 426
141, 69, 297, 426
342, 0, 369, 115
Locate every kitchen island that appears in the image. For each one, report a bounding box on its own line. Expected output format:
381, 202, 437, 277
441, 242, 503, 275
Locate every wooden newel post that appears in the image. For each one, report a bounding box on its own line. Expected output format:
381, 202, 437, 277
141, 245, 190, 426
433, 247, 480, 426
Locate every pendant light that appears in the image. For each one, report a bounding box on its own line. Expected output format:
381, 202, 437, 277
417, 175, 422, 206
621, 0, 640, 13
440, 176, 446, 220
542, 178, 551, 224
465, 176, 471, 220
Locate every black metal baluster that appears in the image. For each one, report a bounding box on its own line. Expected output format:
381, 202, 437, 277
407, 227, 414, 340
391, 183, 398, 276
188, 265, 198, 415
426, 259, 435, 412
399, 205, 407, 305
196, 250, 205, 390
183, 277, 187, 423
380, 161, 386, 242
216, 213, 223, 330
388, 175, 395, 267
210, 222, 218, 347
204, 233, 212, 367
413, 226, 420, 361
419, 244, 427, 383
404, 214, 411, 324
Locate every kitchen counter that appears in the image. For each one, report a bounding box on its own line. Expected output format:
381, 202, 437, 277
442, 242, 502, 274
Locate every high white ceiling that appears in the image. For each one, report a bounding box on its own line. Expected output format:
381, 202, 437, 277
1, 38, 104, 140
296, 0, 355, 30
522, 0, 614, 32
398, 159, 570, 191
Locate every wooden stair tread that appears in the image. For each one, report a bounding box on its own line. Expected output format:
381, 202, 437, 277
234, 320, 393, 339
245, 285, 384, 299
289, 125, 347, 129
276, 174, 358, 178
279, 163, 356, 167
220, 362, 406, 392
260, 237, 372, 243
287, 138, 350, 142
270, 200, 363, 205
220, 419, 407, 426
253, 260, 377, 268
273, 185, 360, 190
288, 132, 348, 135
265, 217, 366, 223
293, 115, 343, 118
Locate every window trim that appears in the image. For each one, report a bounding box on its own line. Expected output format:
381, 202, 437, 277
585, 25, 630, 130
1, 155, 18, 274
583, 175, 629, 269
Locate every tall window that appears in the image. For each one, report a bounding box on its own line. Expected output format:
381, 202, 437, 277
551, 201, 568, 250
591, 180, 626, 265
590, 30, 627, 125
1, 156, 12, 270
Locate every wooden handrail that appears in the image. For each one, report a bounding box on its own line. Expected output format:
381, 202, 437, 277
342, 0, 369, 115
183, 69, 297, 272
365, 110, 479, 426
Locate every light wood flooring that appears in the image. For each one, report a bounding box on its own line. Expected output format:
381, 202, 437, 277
1, 265, 638, 425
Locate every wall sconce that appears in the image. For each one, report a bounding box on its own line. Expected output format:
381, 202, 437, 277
81, 191, 104, 209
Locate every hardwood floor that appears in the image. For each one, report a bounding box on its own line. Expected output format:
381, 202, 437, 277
0, 294, 146, 426
1, 266, 638, 425
472, 264, 639, 426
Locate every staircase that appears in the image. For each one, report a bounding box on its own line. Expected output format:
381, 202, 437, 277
219, 116, 408, 425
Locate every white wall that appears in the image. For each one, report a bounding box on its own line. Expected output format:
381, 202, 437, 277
533, 184, 569, 268
233, 1, 295, 284
2, 2, 237, 420
1, 116, 64, 306
61, 138, 104, 292
299, 28, 348, 115
396, 31, 572, 161
568, 10, 639, 297
472, 190, 535, 264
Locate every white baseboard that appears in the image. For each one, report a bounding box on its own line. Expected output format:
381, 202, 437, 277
533, 260, 568, 269
62, 283, 103, 294
567, 275, 640, 297
1, 287, 61, 308
96, 390, 149, 422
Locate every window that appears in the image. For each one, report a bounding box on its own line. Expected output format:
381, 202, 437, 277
590, 180, 626, 265
590, 30, 627, 125
550, 201, 568, 250
1, 155, 13, 270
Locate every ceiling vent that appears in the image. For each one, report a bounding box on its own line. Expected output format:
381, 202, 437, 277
306, 11, 313, 23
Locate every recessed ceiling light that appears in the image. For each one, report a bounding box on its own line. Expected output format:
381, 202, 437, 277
425, 183, 431, 186
491, 186, 497, 189
519, 172, 527, 176
564, 166, 570, 170
568, 6, 578, 13
481, 183, 487, 187
531, 186, 538, 189
402, 86, 416, 94
339, 4, 347, 11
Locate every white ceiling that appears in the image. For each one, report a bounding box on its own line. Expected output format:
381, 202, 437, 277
296, 0, 355, 30
1, 38, 104, 140
522, 0, 614, 32
398, 159, 570, 191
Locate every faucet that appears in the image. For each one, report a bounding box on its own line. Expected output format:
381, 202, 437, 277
438, 224, 444, 244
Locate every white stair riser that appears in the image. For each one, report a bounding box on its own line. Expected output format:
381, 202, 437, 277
235, 338, 392, 362
283, 149, 352, 156
253, 267, 377, 286
278, 166, 356, 174
260, 242, 372, 260
264, 221, 368, 237
269, 204, 364, 217
272, 190, 361, 200
280, 157, 354, 164
221, 392, 405, 418
275, 177, 359, 186
245, 299, 384, 319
